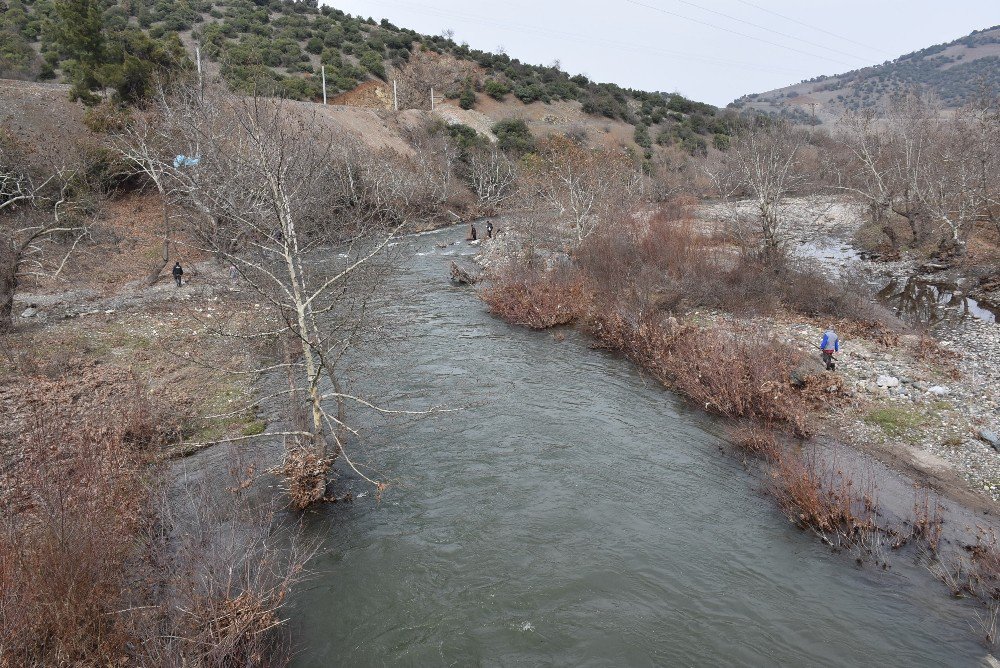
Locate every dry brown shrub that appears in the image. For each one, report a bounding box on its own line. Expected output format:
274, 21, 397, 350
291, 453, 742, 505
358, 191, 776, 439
769, 449, 878, 545
911, 489, 944, 554
0, 386, 158, 665
798, 371, 849, 406
731, 421, 780, 461
276, 445, 334, 511
0, 373, 312, 667
664, 324, 810, 435
835, 318, 902, 348
480, 265, 587, 329
962, 532, 1000, 602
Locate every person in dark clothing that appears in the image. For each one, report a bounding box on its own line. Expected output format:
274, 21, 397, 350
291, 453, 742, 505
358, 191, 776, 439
172, 261, 183, 287
470, 223, 477, 241
486, 221, 494, 239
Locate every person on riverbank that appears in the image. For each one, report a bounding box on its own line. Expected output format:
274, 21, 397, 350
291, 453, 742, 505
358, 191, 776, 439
172, 261, 183, 287
486, 221, 493, 239
470, 223, 478, 241
820, 328, 839, 371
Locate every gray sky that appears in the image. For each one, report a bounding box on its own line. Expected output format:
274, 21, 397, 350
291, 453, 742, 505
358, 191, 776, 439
323, 0, 998, 106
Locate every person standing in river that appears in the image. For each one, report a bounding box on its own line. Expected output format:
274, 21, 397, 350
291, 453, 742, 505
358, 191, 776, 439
470, 223, 478, 241
820, 328, 839, 371
486, 221, 493, 239
172, 261, 183, 287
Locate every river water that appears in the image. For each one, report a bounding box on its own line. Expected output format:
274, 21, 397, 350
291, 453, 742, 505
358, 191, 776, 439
289, 227, 988, 667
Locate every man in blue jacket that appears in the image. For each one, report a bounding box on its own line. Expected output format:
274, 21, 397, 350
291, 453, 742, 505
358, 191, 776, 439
820, 329, 839, 371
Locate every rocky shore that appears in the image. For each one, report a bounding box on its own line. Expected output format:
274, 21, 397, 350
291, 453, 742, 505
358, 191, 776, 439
479, 197, 1000, 508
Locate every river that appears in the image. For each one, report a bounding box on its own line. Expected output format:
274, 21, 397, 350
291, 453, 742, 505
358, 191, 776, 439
288, 227, 989, 667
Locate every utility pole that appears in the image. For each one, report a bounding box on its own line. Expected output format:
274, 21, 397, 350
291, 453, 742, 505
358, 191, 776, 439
393, 79, 398, 111
430, 87, 445, 111
321, 65, 327, 105
809, 102, 817, 126
195, 45, 203, 97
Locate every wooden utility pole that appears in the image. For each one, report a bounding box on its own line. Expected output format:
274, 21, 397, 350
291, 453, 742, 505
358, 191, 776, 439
195, 45, 203, 97
430, 86, 435, 111
393, 79, 398, 111
322, 65, 327, 105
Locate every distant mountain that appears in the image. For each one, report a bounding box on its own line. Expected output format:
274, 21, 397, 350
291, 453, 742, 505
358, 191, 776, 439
730, 25, 1000, 125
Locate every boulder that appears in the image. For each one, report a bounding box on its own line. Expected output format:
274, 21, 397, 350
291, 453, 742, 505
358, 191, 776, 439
876, 375, 900, 388
980, 429, 1000, 451
927, 386, 950, 397
449, 260, 481, 285
20, 304, 38, 318
790, 358, 826, 387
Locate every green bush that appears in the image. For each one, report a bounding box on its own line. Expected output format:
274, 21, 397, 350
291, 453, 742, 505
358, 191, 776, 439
459, 85, 475, 109
633, 124, 652, 149
447, 123, 484, 150
484, 78, 510, 100
359, 49, 384, 79
492, 118, 534, 154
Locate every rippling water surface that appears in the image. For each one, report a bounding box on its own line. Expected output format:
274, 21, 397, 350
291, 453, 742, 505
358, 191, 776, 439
289, 227, 986, 667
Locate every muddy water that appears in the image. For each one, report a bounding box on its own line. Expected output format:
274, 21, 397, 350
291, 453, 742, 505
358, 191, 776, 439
794, 239, 998, 326
289, 228, 988, 666
878, 277, 998, 325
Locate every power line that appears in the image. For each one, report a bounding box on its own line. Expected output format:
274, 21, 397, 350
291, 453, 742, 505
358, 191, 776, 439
364, 0, 810, 78
732, 0, 895, 57
667, 0, 872, 62
622, 0, 857, 68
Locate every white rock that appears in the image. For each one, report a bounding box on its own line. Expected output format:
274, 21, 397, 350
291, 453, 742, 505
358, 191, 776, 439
876, 375, 900, 388
927, 386, 950, 396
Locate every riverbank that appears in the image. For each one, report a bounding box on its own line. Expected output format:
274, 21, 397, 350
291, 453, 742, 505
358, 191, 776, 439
287, 224, 997, 666
0, 193, 313, 665
693, 196, 1000, 507
470, 199, 1000, 589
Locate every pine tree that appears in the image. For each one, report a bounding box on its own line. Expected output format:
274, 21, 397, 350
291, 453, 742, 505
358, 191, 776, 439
55, 0, 107, 105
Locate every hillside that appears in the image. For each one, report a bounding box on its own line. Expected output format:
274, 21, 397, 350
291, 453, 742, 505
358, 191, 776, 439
731, 25, 1000, 125
0, 0, 734, 155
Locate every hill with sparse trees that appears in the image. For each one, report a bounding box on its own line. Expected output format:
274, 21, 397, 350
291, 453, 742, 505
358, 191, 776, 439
731, 25, 1000, 125
0, 0, 738, 155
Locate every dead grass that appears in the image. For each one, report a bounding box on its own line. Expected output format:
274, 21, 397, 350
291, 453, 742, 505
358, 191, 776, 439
0, 378, 161, 664
0, 367, 312, 667
731, 422, 781, 461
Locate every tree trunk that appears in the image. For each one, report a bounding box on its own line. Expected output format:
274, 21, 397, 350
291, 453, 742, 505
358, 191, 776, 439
146, 195, 170, 285
0, 239, 18, 334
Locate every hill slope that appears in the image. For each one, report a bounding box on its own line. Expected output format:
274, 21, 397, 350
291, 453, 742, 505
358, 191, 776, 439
731, 25, 1000, 125
1, 0, 733, 154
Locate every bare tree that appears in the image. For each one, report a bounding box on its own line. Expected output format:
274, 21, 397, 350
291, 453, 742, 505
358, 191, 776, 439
0, 129, 85, 330
834, 109, 904, 249
522, 135, 641, 245
390, 49, 478, 111
462, 143, 518, 214
108, 108, 177, 282
726, 119, 808, 255
124, 88, 443, 508
835, 92, 1000, 256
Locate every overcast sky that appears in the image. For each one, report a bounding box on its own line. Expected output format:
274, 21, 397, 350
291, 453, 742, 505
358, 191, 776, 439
322, 0, 998, 106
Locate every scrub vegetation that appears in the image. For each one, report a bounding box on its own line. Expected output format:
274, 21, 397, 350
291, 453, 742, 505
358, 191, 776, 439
2, 0, 1000, 661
